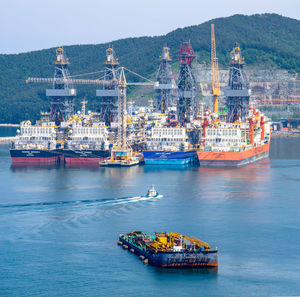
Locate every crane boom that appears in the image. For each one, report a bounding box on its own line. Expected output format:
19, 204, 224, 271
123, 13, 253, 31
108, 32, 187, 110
26, 77, 116, 86
211, 24, 220, 113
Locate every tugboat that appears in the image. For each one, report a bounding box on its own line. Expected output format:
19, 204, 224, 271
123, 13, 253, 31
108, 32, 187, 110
145, 185, 159, 198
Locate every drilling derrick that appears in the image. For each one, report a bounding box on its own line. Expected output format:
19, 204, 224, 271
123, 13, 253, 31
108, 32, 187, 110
96, 47, 119, 125
46, 48, 76, 124
154, 46, 176, 113
211, 24, 220, 113
224, 43, 251, 122
177, 41, 197, 124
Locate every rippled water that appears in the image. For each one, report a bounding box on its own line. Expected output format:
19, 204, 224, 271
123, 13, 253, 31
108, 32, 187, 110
0, 134, 300, 296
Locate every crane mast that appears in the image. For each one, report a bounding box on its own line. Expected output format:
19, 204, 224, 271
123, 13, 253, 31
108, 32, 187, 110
211, 24, 220, 113
117, 67, 127, 149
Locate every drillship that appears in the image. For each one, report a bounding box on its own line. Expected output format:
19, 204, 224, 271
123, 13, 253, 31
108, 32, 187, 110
10, 120, 59, 164
63, 117, 110, 165
142, 126, 197, 165
10, 47, 76, 165
142, 43, 198, 165
197, 43, 271, 167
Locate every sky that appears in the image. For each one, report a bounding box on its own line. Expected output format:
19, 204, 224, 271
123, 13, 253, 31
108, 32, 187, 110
0, 0, 299, 54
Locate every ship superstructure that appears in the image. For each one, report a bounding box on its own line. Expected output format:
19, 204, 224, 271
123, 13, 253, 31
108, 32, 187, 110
10, 120, 59, 164
142, 125, 197, 165
63, 112, 110, 165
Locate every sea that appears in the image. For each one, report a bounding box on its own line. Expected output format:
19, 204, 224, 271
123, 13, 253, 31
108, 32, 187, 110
0, 127, 300, 296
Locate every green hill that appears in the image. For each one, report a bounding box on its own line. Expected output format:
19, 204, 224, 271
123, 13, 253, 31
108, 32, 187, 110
0, 13, 299, 123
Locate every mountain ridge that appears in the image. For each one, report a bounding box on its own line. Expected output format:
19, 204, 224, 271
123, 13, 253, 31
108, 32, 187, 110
0, 13, 299, 123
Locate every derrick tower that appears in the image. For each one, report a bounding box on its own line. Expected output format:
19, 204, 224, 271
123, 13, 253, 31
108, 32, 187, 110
154, 46, 176, 113
177, 41, 197, 124
211, 24, 220, 113
46, 47, 76, 124
224, 43, 251, 122
96, 47, 119, 125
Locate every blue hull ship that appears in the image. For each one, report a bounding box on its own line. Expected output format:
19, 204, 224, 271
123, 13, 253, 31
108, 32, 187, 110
142, 150, 197, 165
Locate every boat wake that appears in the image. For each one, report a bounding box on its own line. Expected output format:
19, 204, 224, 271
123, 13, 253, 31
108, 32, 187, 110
0, 194, 163, 213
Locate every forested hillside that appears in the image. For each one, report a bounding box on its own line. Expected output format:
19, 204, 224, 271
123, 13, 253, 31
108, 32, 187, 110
0, 13, 299, 123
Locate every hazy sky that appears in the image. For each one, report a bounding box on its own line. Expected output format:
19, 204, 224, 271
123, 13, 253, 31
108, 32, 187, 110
0, 0, 299, 54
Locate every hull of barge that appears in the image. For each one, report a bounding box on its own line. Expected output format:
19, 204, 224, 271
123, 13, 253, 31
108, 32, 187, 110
119, 235, 218, 268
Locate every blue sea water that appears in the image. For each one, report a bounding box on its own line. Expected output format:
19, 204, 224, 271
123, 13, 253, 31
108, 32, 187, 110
0, 132, 300, 296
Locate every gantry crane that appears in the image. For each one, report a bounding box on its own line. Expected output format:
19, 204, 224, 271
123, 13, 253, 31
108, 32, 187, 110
211, 24, 220, 113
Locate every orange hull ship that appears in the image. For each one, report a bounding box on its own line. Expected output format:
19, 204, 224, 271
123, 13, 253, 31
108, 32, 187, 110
197, 41, 272, 168
197, 141, 270, 168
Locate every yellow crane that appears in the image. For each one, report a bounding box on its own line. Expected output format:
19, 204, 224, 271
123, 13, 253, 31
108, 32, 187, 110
211, 23, 220, 113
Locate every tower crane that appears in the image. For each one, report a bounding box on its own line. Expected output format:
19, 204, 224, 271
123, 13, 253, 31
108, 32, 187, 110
115, 67, 154, 149
211, 24, 221, 113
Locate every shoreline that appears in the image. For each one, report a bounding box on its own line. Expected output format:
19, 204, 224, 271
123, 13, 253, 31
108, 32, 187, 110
0, 124, 19, 127
0, 137, 15, 143
272, 132, 300, 137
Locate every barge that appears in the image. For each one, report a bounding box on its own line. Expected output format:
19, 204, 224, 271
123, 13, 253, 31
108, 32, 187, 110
118, 231, 218, 268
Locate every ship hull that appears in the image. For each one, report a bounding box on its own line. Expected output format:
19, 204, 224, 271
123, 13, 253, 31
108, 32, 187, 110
119, 236, 218, 268
197, 142, 270, 168
63, 149, 110, 165
10, 149, 59, 164
142, 150, 197, 165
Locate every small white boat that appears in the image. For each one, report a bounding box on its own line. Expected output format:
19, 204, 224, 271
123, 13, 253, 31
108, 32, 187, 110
145, 185, 159, 198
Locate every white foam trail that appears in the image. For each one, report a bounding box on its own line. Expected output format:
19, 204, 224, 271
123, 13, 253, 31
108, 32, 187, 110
107, 195, 163, 206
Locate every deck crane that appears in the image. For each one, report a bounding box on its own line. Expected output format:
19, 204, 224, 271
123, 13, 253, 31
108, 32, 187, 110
211, 24, 221, 113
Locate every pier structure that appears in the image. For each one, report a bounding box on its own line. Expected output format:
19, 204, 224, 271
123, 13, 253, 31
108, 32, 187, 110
96, 48, 119, 125
154, 46, 176, 113
177, 41, 198, 124
224, 44, 251, 122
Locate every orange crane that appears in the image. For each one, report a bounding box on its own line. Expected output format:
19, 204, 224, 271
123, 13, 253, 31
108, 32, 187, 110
211, 24, 220, 113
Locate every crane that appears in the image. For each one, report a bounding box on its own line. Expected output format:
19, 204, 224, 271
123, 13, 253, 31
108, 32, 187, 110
116, 67, 154, 149
26, 77, 116, 86
211, 24, 220, 113
26, 48, 154, 151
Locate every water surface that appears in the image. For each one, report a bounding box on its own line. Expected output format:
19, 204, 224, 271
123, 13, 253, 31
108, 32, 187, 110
0, 137, 300, 296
